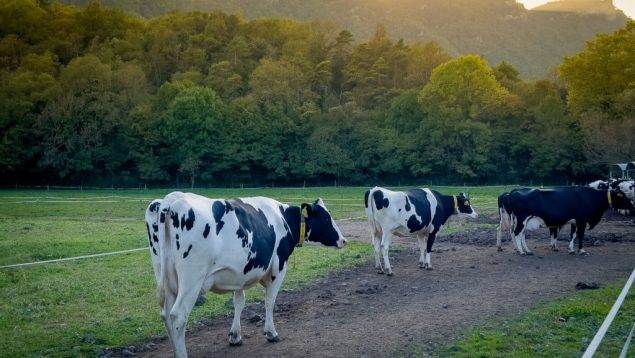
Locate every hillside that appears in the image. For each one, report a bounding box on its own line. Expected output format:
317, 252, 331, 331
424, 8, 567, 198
60, 0, 628, 77
533, 0, 621, 15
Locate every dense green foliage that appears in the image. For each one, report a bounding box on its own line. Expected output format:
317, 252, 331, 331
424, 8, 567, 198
60, 0, 629, 77
1, 1, 633, 187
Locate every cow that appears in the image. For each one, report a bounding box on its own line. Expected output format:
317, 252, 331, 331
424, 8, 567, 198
145, 192, 346, 358
613, 179, 634, 202
504, 186, 634, 256
496, 188, 576, 254
589, 179, 635, 215
364, 186, 478, 275
589, 179, 610, 190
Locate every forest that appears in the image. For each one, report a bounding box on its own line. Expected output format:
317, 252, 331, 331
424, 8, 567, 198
60, 0, 629, 77
1, 0, 634, 187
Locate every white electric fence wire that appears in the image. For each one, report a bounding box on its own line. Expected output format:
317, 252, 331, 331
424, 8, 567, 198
0, 216, 362, 269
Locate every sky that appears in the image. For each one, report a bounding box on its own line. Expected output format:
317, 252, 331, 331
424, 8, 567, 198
517, 0, 635, 19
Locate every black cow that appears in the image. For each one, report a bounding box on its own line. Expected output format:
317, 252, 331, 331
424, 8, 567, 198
496, 188, 575, 254
364, 186, 477, 275
505, 187, 634, 256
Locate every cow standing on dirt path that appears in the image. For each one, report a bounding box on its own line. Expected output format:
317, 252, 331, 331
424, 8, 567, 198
145, 192, 346, 358
496, 188, 575, 253
364, 186, 477, 275
501, 187, 634, 256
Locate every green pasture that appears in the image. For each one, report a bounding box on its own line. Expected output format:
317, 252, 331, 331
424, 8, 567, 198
0, 185, 537, 357
428, 282, 635, 357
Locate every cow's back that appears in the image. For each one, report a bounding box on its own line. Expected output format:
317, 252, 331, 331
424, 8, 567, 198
367, 187, 437, 236
512, 187, 605, 226
164, 195, 289, 293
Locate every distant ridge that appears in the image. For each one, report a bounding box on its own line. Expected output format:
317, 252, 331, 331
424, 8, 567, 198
60, 0, 629, 78
533, 0, 620, 16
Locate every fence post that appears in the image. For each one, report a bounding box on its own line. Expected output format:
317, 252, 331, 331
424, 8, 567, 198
582, 267, 635, 358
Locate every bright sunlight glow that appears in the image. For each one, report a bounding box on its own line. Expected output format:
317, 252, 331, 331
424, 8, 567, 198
517, 0, 634, 19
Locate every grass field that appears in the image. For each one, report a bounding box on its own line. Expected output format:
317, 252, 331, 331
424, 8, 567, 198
0, 186, 378, 357
430, 282, 635, 357
3, 185, 629, 357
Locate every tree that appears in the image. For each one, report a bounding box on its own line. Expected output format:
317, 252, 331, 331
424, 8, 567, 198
329, 30, 353, 102
559, 20, 635, 117
404, 41, 451, 89
414, 55, 512, 180
160, 85, 225, 187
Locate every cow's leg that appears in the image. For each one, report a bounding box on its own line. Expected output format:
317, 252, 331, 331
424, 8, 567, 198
228, 289, 245, 346
167, 273, 205, 358
496, 210, 507, 251
423, 231, 439, 269
417, 235, 427, 268
519, 233, 533, 255
512, 217, 528, 255
518, 218, 533, 255
372, 229, 384, 274
381, 231, 393, 276
549, 227, 559, 251
576, 222, 588, 256
567, 224, 578, 254
159, 286, 177, 354
263, 268, 287, 342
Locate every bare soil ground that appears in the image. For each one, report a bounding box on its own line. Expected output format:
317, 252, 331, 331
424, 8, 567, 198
125, 212, 635, 358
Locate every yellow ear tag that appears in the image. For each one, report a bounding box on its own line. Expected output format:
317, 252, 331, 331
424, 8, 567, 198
298, 207, 308, 247
464, 200, 470, 206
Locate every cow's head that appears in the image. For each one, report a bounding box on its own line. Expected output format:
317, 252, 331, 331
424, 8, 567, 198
609, 189, 635, 212
301, 198, 346, 248
456, 192, 478, 218
616, 181, 634, 200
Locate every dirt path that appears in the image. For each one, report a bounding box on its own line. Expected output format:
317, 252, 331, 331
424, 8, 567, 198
128, 215, 635, 358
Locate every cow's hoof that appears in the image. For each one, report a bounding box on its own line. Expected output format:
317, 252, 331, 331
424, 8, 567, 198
228, 332, 242, 346
265, 332, 281, 343
568, 251, 575, 255
552, 248, 559, 252
426, 266, 433, 271
580, 250, 589, 256
519, 252, 526, 256
497, 247, 503, 252
525, 252, 534, 256
377, 269, 384, 275
387, 271, 394, 276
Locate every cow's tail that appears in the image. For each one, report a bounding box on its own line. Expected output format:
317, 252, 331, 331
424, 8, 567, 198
145, 199, 163, 286
156, 204, 173, 311
365, 187, 379, 239
496, 195, 510, 250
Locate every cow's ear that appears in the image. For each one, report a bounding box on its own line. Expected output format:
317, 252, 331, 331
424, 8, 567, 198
301, 203, 312, 218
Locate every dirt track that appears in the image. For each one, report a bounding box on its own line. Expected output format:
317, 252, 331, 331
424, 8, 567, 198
124, 213, 635, 357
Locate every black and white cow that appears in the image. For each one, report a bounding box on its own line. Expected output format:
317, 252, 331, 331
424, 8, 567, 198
504, 186, 634, 256
496, 188, 575, 254
588, 180, 610, 190
589, 179, 634, 215
145, 192, 346, 358
613, 179, 635, 202
364, 186, 477, 275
